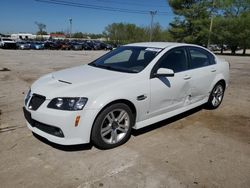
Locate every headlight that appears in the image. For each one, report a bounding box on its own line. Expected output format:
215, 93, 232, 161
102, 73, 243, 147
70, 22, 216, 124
25, 89, 31, 105
47, 97, 88, 111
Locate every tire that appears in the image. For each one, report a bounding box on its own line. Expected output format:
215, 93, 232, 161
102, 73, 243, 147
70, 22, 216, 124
206, 82, 225, 109
91, 103, 135, 149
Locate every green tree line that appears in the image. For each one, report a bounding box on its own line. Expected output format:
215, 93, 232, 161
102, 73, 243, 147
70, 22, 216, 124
102, 22, 173, 44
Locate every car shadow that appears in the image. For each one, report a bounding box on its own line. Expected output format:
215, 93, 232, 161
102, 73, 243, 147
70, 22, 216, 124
32, 132, 93, 152
132, 105, 204, 136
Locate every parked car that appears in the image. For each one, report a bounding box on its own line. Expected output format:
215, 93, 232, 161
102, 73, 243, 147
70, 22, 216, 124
0, 38, 17, 49
44, 41, 61, 50
81, 41, 93, 50
60, 42, 71, 50
100, 42, 113, 50
16, 41, 31, 50
86, 41, 99, 50
23, 42, 230, 149
30, 42, 44, 50
208, 44, 220, 51
70, 42, 83, 50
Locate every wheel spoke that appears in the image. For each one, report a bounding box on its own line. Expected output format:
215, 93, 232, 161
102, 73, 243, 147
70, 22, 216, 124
111, 130, 118, 143
101, 125, 112, 137
107, 112, 115, 122
212, 97, 217, 106
214, 97, 219, 106
217, 90, 223, 97
214, 87, 219, 94
117, 111, 127, 123
216, 96, 221, 102
117, 126, 127, 133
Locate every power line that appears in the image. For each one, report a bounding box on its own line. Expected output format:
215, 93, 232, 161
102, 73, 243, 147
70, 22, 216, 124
88, 0, 171, 9
35, 0, 171, 16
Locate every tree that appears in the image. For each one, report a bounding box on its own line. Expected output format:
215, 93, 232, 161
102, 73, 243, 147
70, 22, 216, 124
50, 31, 65, 35
72, 32, 85, 38
103, 23, 147, 44
168, 0, 211, 45
167, 0, 250, 54
238, 11, 250, 54
35, 22, 47, 35
103, 22, 173, 44
211, 0, 250, 54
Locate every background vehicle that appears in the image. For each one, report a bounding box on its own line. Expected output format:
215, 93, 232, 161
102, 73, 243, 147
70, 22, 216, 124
0, 38, 17, 49
60, 42, 71, 50
16, 41, 30, 50
81, 41, 93, 50
44, 41, 61, 50
70, 42, 83, 50
99, 42, 113, 50
30, 42, 44, 50
23, 42, 229, 149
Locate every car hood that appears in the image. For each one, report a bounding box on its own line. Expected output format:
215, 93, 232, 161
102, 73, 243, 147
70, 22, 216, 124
31, 65, 134, 99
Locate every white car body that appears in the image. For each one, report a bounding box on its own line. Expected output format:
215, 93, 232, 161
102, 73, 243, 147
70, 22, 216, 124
23, 42, 229, 146
0, 38, 16, 48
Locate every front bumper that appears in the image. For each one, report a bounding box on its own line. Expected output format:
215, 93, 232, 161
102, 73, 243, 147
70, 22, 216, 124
23, 107, 64, 137
23, 100, 98, 145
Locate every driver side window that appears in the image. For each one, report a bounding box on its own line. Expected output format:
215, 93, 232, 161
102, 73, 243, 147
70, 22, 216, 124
157, 48, 188, 73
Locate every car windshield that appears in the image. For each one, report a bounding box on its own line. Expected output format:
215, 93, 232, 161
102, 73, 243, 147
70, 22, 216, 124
89, 46, 161, 73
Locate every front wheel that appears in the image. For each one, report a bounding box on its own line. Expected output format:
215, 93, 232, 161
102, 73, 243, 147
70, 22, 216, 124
91, 103, 134, 149
206, 82, 225, 109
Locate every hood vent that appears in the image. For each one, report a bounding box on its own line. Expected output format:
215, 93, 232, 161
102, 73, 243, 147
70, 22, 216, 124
58, 80, 72, 84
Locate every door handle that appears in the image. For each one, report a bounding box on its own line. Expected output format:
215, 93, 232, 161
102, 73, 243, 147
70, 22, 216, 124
183, 75, 191, 80
137, 95, 147, 101
211, 68, 216, 72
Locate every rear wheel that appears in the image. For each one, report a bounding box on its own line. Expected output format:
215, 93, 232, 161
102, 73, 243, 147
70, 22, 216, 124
206, 82, 225, 109
91, 103, 134, 149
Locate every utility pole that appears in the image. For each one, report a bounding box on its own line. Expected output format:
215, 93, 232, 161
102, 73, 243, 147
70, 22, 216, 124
149, 11, 157, 42
69, 18, 72, 38
207, 0, 215, 48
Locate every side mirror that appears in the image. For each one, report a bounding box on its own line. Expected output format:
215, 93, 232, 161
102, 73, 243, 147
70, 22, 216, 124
154, 68, 174, 77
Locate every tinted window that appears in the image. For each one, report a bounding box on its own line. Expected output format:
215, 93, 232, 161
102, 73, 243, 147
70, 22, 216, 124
157, 48, 188, 73
189, 48, 211, 69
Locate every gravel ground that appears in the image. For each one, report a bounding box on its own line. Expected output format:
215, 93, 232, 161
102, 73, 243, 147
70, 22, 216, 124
0, 49, 249, 188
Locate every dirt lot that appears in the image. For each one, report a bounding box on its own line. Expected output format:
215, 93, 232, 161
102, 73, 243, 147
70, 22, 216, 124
0, 49, 249, 188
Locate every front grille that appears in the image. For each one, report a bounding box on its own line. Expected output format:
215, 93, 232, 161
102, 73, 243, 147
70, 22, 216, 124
23, 107, 64, 138
28, 94, 46, 111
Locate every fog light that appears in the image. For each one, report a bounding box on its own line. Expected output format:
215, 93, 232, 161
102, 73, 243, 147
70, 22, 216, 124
75, 116, 81, 127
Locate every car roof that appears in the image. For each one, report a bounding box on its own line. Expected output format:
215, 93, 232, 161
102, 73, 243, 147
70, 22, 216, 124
125, 42, 199, 49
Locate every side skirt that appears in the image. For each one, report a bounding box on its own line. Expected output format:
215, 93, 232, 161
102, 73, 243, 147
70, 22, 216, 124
133, 98, 208, 130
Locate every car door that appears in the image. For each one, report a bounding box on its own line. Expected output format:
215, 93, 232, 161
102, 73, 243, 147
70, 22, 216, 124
186, 47, 217, 103
149, 47, 192, 118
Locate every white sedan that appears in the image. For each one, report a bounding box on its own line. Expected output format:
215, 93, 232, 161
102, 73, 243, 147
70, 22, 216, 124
23, 42, 230, 149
